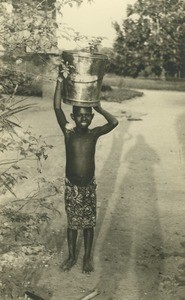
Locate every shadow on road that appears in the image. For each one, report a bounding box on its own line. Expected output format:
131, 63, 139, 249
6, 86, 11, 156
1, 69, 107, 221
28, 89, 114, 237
96, 133, 164, 300
93, 119, 131, 248
176, 112, 185, 170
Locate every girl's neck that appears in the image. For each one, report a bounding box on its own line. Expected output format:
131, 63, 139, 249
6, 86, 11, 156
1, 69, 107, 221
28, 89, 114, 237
75, 127, 89, 134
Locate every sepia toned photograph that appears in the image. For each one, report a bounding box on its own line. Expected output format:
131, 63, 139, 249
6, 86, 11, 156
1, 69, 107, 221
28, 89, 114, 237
0, 0, 185, 299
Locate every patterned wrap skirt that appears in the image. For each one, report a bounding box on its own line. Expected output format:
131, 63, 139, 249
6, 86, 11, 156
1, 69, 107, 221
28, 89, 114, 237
64, 177, 97, 230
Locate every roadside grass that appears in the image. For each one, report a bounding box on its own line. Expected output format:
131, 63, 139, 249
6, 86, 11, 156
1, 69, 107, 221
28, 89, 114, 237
103, 74, 185, 92
100, 88, 143, 102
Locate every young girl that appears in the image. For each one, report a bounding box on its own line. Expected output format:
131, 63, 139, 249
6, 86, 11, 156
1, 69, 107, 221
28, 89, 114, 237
53, 76, 118, 273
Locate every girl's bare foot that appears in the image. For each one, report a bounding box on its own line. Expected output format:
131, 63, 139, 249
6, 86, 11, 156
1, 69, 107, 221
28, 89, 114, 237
61, 257, 76, 271
83, 257, 94, 274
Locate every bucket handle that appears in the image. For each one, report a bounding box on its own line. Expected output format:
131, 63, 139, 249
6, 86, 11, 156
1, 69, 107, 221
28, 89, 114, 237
70, 79, 98, 84
70, 74, 98, 84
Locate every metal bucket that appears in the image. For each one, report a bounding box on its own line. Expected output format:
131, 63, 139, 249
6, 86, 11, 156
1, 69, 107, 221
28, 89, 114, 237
61, 51, 108, 107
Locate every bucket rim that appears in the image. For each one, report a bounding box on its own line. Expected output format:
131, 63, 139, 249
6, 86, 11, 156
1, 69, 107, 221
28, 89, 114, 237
62, 50, 108, 60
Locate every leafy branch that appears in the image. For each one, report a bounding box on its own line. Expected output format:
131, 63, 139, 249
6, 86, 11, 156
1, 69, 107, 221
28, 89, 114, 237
0, 91, 53, 196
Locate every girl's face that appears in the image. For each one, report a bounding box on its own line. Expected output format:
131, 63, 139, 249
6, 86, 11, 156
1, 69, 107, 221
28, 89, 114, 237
71, 107, 94, 129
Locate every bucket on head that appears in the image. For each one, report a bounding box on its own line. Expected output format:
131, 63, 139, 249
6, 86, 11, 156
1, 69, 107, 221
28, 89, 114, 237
60, 51, 108, 107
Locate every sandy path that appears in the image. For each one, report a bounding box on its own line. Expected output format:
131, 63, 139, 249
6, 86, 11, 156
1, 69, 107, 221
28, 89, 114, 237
2, 90, 185, 300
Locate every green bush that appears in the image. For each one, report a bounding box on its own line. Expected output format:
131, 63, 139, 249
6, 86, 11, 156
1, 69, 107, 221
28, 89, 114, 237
101, 84, 113, 92
0, 70, 42, 97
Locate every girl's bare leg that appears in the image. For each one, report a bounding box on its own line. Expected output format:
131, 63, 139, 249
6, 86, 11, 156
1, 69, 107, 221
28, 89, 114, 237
83, 227, 94, 273
62, 228, 77, 271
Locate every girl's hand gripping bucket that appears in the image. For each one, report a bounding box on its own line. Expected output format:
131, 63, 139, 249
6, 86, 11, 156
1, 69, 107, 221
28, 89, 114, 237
60, 51, 108, 107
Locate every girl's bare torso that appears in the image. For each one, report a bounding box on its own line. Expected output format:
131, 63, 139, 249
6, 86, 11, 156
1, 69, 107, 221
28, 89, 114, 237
65, 130, 97, 186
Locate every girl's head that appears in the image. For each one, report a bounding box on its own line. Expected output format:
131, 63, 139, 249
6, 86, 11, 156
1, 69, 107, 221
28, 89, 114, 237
71, 106, 94, 129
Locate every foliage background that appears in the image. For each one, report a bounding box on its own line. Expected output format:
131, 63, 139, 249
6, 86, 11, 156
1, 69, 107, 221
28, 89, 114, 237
111, 0, 185, 78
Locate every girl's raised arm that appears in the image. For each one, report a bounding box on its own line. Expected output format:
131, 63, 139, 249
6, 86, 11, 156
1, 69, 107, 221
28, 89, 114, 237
53, 77, 68, 134
93, 103, 118, 137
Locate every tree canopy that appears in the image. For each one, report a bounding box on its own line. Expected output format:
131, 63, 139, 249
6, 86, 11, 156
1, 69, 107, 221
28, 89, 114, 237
112, 0, 185, 78
0, 0, 93, 55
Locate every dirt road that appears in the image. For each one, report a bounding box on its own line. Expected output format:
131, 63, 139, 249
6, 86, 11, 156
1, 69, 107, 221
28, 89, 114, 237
1, 90, 185, 300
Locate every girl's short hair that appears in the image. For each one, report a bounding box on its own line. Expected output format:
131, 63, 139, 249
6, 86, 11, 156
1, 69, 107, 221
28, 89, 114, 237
72, 106, 92, 115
